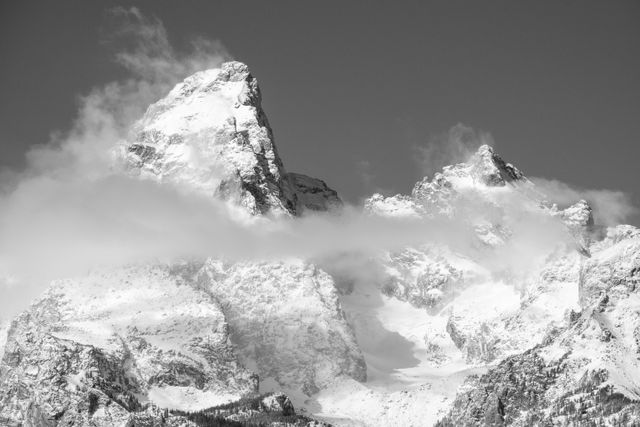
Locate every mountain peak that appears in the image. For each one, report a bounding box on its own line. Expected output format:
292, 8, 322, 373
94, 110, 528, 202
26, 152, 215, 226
178, 61, 251, 88
411, 144, 526, 196
219, 61, 251, 80
562, 199, 595, 228
466, 144, 524, 186
122, 63, 340, 216
475, 143, 495, 157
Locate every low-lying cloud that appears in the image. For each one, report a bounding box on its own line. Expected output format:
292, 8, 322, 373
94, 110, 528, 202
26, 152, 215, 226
0, 9, 635, 321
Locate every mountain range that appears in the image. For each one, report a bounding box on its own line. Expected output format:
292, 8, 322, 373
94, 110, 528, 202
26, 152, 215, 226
1, 61, 638, 427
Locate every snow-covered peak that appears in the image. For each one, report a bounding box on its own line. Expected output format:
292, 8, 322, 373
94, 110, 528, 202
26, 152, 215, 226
468, 144, 524, 186
412, 145, 527, 202
124, 61, 292, 215
561, 199, 594, 229
434, 144, 525, 189
369, 145, 532, 224
140, 62, 266, 133
122, 61, 340, 216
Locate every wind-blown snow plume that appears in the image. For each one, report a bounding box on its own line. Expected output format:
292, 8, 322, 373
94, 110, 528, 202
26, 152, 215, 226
0, 7, 231, 313
107, 7, 229, 84
415, 123, 494, 177
22, 7, 230, 181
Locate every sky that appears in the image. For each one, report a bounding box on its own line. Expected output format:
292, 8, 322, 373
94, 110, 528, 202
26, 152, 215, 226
1, 0, 639, 225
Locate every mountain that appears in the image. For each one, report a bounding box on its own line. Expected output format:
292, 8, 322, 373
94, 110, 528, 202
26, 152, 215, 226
0, 261, 361, 426
309, 144, 607, 426
122, 61, 341, 217
1, 62, 639, 427
437, 225, 640, 426
0, 62, 354, 427
0, 265, 257, 425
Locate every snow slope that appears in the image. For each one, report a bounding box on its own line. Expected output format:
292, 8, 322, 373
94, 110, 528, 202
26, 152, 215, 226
0, 264, 258, 424
301, 144, 595, 426
438, 225, 640, 426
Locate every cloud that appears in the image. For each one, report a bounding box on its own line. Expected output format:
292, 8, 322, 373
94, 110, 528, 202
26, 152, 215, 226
16, 7, 231, 183
415, 123, 494, 177
0, 166, 477, 318
105, 7, 230, 83
0, 8, 231, 316
356, 160, 374, 189
0, 10, 633, 325
355, 159, 393, 196
531, 178, 636, 226
1, 8, 476, 317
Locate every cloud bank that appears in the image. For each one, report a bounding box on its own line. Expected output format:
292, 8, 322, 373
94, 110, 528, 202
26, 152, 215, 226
0, 10, 635, 320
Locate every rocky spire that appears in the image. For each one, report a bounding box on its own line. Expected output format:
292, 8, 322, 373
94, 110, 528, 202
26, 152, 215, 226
123, 61, 340, 216
467, 144, 524, 186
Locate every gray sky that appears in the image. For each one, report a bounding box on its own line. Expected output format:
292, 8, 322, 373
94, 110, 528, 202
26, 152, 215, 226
1, 0, 639, 224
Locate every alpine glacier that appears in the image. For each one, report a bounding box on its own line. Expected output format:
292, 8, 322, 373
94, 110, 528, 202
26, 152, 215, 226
1, 61, 638, 427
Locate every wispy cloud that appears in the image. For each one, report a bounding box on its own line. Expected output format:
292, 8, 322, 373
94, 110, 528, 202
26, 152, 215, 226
531, 177, 636, 226
106, 7, 230, 83
0, 8, 231, 315
415, 123, 494, 177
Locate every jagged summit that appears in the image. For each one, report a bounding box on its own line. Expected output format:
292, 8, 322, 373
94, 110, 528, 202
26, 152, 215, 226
367, 144, 530, 219
561, 199, 594, 229
124, 61, 340, 216
430, 144, 526, 188
412, 144, 527, 201
368, 144, 598, 256
467, 144, 525, 186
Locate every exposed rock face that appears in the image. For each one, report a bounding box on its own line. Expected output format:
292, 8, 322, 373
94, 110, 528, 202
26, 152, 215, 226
562, 199, 595, 230
436, 349, 640, 427
125, 61, 294, 216
2, 60, 639, 427
1, 330, 138, 426
260, 392, 295, 415
0, 265, 258, 425
0, 62, 351, 426
367, 144, 532, 224
436, 226, 640, 426
197, 259, 366, 396
579, 225, 640, 307
363, 144, 579, 366
463, 144, 524, 187
171, 392, 330, 426
379, 246, 465, 313
0, 260, 358, 425
559, 199, 596, 256
286, 172, 343, 213
124, 61, 339, 217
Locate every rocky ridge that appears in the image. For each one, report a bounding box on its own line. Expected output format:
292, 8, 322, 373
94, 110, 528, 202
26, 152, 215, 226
436, 225, 640, 426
